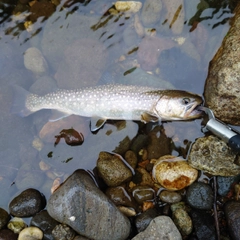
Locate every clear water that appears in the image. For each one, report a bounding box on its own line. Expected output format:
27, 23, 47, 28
0, 0, 235, 213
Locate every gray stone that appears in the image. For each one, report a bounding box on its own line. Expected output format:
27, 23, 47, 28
132, 216, 182, 240
47, 170, 131, 240
204, 2, 240, 125
188, 135, 240, 176
186, 182, 213, 210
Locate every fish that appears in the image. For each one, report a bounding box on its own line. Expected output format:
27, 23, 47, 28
11, 84, 203, 131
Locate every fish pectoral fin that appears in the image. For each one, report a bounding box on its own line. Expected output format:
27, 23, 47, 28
90, 117, 106, 132
141, 112, 159, 123
49, 110, 71, 122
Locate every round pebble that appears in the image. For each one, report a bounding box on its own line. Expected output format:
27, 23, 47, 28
7, 217, 27, 234
159, 190, 182, 204
152, 155, 198, 190
0, 229, 18, 240
9, 188, 46, 217
97, 152, 133, 187
18, 226, 43, 240
24, 47, 48, 76
186, 182, 213, 210
132, 185, 155, 204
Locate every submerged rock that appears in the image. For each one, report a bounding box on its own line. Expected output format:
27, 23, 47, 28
47, 170, 131, 240
204, 2, 240, 125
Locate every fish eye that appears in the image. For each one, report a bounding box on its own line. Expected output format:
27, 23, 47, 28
182, 98, 190, 105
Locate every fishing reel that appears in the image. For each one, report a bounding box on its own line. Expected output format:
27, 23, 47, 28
200, 107, 240, 154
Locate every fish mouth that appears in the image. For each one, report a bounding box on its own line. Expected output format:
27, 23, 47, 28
184, 102, 204, 119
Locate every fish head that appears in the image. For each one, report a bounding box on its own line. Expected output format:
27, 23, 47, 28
154, 90, 203, 120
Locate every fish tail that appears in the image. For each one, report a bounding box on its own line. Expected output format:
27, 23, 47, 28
11, 85, 35, 117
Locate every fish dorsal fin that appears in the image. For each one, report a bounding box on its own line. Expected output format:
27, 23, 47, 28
141, 112, 159, 123
90, 117, 106, 132
49, 110, 71, 122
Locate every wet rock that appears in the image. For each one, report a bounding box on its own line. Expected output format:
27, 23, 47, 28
132, 216, 182, 240
147, 125, 172, 159
97, 152, 133, 187
224, 201, 240, 240
186, 182, 213, 210
105, 185, 137, 208
132, 185, 155, 204
137, 36, 175, 71
55, 39, 107, 89
0, 229, 18, 240
124, 150, 138, 169
18, 226, 43, 240
0, 208, 10, 229
9, 188, 46, 217
130, 134, 149, 154
188, 135, 240, 176
52, 224, 76, 240
30, 210, 59, 240
159, 190, 182, 204
141, 0, 162, 26
47, 170, 131, 240
134, 167, 155, 187
152, 155, 198, 191
217, 175, 240, 196
134, 208, 158, 233
15, 162, 45, 190
24, 47, 48, 76
191, 210, 216, 240
162, 0, 184, 34
115, 1, 142, 13
171, 202, 192, 236
7, 217, 27, 234
204, 2, 240, 125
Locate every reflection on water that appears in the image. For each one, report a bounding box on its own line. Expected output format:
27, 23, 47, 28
0, 0, 235, 209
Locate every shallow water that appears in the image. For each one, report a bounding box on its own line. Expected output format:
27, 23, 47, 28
0, 0, 236, 224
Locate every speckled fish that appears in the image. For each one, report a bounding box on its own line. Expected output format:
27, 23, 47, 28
11, 84, 203, 131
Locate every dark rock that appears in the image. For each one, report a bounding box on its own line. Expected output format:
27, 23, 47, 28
124, 150, 138, 170
217, 175, 240, 196
0, 208, 10, 229
9, 188, 46, 217
159, 190, 182, 204
30, 210, 59, 240
134, 208, 158, 233
147, 125, 171, 159
47, 170, 131, 240
132, 185, 155, 204
52, 224, 76, 240
224, 201, 240, 240
191, 210, 217, 240
186, 182, 213, 210
97, 152, 133, 187
0, 229, 18, 240
105, 186, 137, 209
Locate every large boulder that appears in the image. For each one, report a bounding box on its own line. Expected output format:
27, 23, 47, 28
204, 3, 240, 125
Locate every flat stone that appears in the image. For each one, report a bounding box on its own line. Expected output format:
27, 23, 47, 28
47, 170, 131, 240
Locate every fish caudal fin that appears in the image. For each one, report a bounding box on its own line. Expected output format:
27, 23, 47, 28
11, 85, 34, 117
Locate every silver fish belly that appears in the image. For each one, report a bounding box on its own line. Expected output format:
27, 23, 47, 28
11, 84, 203, 130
